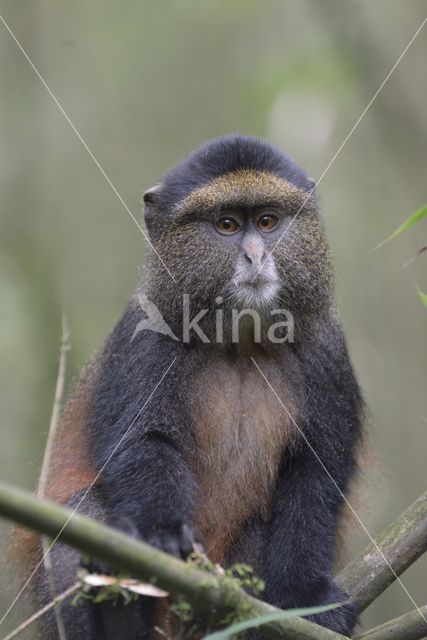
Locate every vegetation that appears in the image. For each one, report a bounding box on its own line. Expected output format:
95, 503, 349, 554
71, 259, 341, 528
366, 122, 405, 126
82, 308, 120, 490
0, 481, 425, 639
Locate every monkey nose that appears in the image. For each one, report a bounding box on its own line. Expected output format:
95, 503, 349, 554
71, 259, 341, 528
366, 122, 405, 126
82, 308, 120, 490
244, 248, 267, 268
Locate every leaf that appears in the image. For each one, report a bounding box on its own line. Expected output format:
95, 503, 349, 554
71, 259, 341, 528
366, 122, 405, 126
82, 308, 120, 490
417, 287, 427, 309
372, 204, 427, 252
81, 573, 169, 598
82, 574, 118, 587
124, 581, 169, 597
203, 602, 344, 640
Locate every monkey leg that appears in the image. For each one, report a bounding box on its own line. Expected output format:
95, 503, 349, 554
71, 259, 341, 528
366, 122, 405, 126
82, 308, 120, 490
33, 488, 154, 640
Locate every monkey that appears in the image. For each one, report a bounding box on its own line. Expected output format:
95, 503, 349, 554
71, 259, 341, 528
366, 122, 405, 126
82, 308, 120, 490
15, 134, 363, 639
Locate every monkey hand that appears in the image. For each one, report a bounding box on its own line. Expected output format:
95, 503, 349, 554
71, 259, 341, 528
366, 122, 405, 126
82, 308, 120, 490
82, 519, 204, 577
80, 515, 142, 577
145, 521, 205, 560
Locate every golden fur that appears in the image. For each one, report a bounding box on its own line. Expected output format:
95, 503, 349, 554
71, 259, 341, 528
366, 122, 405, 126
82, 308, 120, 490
11, 367, 99, 571
189, 350, 299, 564
41, 367, 98, 505
174, 169, 310, 217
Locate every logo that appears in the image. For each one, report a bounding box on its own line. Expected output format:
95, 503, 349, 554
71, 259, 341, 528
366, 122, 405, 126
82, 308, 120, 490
132, 293, 294, 344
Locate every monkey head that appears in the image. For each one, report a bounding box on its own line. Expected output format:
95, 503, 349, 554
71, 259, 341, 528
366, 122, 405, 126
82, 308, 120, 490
142, 135, 334, 343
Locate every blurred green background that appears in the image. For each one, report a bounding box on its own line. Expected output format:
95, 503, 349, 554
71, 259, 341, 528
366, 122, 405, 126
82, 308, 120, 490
0, 1, 426, 636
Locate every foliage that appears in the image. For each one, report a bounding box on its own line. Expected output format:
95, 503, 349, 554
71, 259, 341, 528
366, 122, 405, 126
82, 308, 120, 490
380, 204, 427, 246
203, 603, 343, 640
417, 287, 427, 309
73, 554, 338, 639
72, 578, 140, 607
0, 482, 426, 640
71, 570, 140, 607
169, 555, 267, 638
377, 203, 427, 307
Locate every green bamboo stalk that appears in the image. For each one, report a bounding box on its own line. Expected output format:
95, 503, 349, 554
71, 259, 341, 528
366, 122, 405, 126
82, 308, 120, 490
0, 481, 346, 640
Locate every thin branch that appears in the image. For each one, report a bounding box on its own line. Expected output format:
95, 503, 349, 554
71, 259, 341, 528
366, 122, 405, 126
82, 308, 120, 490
355, 605, 427, 640
1, 582, 80, 640
0, 482, 347, 640
36, 312, 71, 640
37, 311, 70, 498
337, 491, 427, 612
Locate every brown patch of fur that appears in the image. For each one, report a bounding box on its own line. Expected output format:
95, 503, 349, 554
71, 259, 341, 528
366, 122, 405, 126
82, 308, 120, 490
40, 365, 98, 504
11, 363, 99, 572
333, 437, 368, 573
189, 350, 299, 564
10, 526, 42, 575
174, 170, 310, 217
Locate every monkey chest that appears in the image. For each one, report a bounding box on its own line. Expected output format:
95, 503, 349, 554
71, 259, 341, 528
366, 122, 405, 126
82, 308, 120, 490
189, 355, 297, 562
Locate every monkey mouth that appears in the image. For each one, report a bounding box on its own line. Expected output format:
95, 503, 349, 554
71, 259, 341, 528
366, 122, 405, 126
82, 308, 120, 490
233, 273, 281, 291
228, 279, 281, 309
235, 278, 277, 288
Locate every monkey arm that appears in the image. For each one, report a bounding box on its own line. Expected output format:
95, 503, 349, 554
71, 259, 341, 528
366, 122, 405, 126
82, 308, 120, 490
88, 318, 202, 558
262, 407, 360, 636
264, 448, 356, 628
98, 433, 201, 558
262, 322, 363, 635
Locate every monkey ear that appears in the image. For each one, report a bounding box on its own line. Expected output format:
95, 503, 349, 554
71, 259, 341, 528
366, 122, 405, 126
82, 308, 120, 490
143, 184, 162, 241
143, 184, 162, 207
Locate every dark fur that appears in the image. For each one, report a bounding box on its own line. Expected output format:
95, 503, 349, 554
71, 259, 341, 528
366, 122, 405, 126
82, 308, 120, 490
157, 134, 315, 214
25, 135, 363, 638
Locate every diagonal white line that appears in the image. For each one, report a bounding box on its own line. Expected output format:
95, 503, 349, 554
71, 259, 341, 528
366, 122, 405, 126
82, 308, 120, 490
0, 357, 177, 628
251, 356, 427, 626
0, 14, 176, 284
251, 15, 427, 283
1, 583, 80, 640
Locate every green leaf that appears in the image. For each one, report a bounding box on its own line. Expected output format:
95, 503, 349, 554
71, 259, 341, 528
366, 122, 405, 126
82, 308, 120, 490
390, 204, 427, 237
373, 204, 427, 251
417, 287, 427, 309
203, 602, 343, 640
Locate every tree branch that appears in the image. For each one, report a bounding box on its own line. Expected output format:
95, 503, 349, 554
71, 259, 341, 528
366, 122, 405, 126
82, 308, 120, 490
355, 605, 427, 640
3, 482, 427, 639
337, 491, 427, 612
37, 311, 71, 640
37, 311, 70, 499
0, 481, 346, 640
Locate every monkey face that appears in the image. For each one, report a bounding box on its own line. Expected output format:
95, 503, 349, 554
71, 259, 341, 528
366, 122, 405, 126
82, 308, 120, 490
145, 203, 285, 312
144, 203, 333, 349
145, 189, 331, 317
214, 207, 284, 311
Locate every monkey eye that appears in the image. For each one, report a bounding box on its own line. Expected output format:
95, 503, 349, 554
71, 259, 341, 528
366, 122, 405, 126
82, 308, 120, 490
216, 216, 241, 235
257, 213, 279, 232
